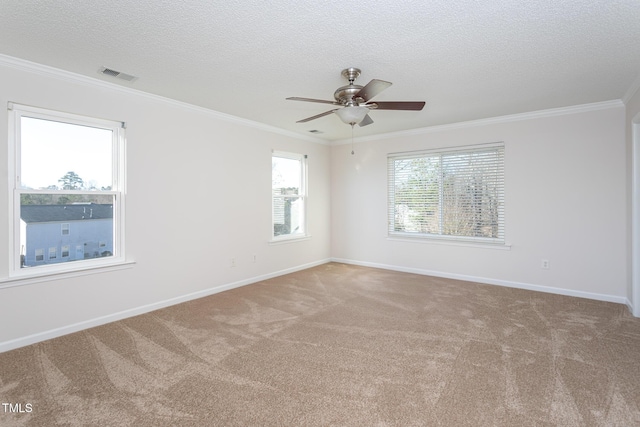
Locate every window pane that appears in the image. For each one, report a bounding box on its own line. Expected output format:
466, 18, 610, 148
272, 153, 306, 239
20, 117, 113, 190
272, 156, 301, 192
273, 196, 305, 237
392, 157, 440, 234
20, 195, 115, 268
440, 150, 503, 239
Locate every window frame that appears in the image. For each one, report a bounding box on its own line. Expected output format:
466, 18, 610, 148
388, 142, 505, 245
7, 103, 127, 279
271, 150, 308, 242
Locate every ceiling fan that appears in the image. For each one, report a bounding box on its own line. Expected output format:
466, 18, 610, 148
286, 67, 425, 127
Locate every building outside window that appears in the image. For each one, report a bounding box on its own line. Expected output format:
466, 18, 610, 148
9, 103, 126, 276
272, 151, 307, 240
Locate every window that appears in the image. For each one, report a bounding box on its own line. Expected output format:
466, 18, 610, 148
272, 151, 307, 240
388, 143, 504, 244
9, 103, 126, 276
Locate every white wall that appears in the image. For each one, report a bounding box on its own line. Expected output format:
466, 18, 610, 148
331, 104, 628, 303
0, 58, 331, 350
626, 82, 640, 315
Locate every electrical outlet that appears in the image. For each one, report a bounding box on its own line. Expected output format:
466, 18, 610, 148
541, 259, 550, 269
230, 258, 236, 268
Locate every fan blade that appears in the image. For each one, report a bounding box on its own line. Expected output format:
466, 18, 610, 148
358, 114, 374, 127
287, 97, 341, 105
296, 109, 338, 123
354, 79, 392, 102
367, 101, 425, 111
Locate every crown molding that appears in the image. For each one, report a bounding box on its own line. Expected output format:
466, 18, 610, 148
333, 99, 625, 145
0, 54, 328, 145
623, 72, 640, 105
2, 53, 630, 147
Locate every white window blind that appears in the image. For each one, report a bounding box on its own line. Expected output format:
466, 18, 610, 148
388, 143, 504, 243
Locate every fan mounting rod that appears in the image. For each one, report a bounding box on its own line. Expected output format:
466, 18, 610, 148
341, 67, 361, 84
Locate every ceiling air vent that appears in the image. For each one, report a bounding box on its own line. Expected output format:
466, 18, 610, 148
98, 66, 138, 82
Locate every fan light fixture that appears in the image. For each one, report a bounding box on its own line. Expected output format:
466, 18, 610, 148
334, 106, 370, 125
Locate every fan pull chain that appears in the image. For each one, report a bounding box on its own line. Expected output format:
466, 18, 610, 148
351, 123, 355, 155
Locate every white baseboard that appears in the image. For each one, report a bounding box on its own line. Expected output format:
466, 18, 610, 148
0, 258, 331, 353
331, 257, 630, 306
625, 298, 635, 315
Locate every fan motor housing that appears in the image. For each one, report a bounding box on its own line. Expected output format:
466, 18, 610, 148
334, 85, 364, 105
334, 67, 365, 105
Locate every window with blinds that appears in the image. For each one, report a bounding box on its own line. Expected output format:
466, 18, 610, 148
388, 143, 504, 243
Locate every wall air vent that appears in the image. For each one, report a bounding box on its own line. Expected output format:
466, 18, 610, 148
98, 66, 138, 82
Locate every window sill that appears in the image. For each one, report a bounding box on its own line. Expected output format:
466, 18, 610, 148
268, 234, 311, 245
0, 259, 136, 289
387, 234, 511, 250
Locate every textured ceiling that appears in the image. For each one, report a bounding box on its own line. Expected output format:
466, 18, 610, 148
1, 0, 640, 141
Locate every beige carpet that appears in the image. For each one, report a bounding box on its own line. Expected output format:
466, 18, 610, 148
1, 262, 639, 426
